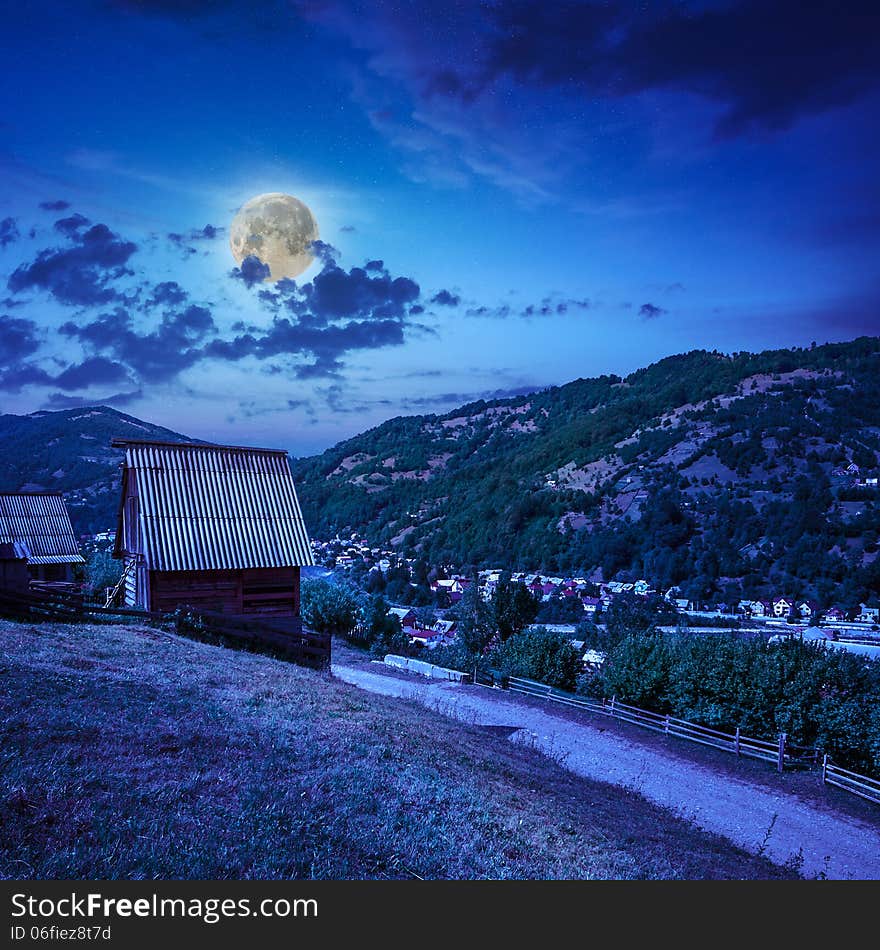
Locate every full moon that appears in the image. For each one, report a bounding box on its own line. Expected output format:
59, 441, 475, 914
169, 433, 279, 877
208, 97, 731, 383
229, 192, 319, 282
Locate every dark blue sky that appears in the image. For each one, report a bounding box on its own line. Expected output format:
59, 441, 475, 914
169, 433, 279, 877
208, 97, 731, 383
1, 1, 878, 453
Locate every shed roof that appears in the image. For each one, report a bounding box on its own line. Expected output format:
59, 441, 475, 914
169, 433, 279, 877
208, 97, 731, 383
0, 493, 85, 565
113, 440, 314, 572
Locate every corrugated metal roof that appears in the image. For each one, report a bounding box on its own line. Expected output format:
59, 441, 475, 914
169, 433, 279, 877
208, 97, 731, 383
114, 440, 314, 572
0, 493, 85, 565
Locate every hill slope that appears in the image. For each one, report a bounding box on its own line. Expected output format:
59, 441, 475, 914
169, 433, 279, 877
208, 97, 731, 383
0, 406, 193, 534
293, 337, 880, 605
0, 618, 789, 879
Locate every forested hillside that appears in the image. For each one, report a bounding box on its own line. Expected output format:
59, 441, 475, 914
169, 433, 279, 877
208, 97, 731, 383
0, 407, 193, 533
293, 337, 880, 607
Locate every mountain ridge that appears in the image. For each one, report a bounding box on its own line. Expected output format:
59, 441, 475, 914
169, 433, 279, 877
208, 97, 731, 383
1, 338, 879, 606
291, 336, 880, 606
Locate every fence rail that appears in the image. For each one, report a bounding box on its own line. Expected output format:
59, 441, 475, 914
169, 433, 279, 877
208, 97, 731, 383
823, 756, 880, 806
500, 674, 809, 772
0, 586, 330, 669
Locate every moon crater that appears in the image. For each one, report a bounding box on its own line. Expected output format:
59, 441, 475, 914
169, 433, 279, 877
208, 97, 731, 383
229, 192, 319, 282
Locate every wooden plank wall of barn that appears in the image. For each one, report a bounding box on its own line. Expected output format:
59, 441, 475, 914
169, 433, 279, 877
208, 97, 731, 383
148, 567, 300, 616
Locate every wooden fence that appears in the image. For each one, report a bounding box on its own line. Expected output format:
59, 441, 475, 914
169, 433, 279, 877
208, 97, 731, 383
0, 585, 330, 669
498, 674, 818, 772
822, 756, 880, 806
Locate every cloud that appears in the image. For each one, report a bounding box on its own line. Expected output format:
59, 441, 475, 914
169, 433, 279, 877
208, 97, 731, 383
42, 389, 143, 410
0, 315, 41, 367
0, 365, 54, 393
399, 384, 538, 410
8, 220, 137, 306
53, 356, 132, 391
293, 1, 880, 201
465, 295, 590, 319
340, 224, 357, 233
38, 200, 71, 211
487, 1, 880, 138
230, 254, 271, 287
60, 303, 217, 382
168, 223, 225, 256
430, 289, 460, 307
639, 302, 667, 320
145, 280, 188, 308
54, 213, 91, 237
0, 218, 19, 248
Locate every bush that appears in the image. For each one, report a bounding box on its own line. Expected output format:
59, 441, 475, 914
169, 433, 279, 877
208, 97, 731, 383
492, 627, 583, 691
301, 579, 362, 638
83, 550, 122, 599
591, 633, 880, 775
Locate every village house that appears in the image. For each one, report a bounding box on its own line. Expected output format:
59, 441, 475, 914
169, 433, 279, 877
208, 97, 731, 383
388, 606, 418, 632
0, 492, 85, 586
111, 439, 313, 618
858, 603, 880, 624
797, 601, 819, 620
772, 596, 794, 618
824, 606, 846, 623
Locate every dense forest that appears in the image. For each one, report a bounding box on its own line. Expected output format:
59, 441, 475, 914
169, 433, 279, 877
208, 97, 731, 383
293, 337, 880, 607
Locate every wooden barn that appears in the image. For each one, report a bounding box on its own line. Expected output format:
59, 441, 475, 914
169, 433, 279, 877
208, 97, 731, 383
111, 439, 314, 618
0, 492, 85, 586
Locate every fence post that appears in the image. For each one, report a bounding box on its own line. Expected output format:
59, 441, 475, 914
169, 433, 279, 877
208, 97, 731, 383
610, 695, 616, 717
822, 753, 828, 784
735, 727, 740, 757
777, 732, 786, 773
664, 714, 670, 735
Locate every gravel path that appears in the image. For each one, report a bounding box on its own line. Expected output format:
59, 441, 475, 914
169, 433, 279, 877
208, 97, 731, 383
333, 662, 880, 879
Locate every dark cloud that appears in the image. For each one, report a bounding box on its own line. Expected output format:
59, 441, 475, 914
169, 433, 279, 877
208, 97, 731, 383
203, 317, 406, 365
430, 289, 460, 307
294, 356, 344, 379
8, 221, 137, 306
0, 218, 19, 248
168, 223, 224, 256
465, 296, 590, 319
340, 224, 357, 233
0, 316, 40, 367
60, 303, 216, 382
38, 200, 71, 211
295, 1, 880, 200
54, 213, 90, 237
145, 280, 188, 308
230, 254, 271, 287
399, 384, 538, 410
299, 259, 419, 320
53, 356, 131, 391
0, 365, 53, 393
42, 389, 143, 410
487, 1, 880, 138
639, 302, 667, 320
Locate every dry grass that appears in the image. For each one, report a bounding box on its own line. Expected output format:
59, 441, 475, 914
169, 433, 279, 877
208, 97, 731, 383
0, 619, 792, 880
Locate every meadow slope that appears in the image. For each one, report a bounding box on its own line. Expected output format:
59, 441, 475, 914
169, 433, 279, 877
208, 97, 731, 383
0, 621, 790, 880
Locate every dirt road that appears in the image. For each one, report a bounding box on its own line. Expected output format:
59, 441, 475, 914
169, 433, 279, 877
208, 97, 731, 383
333, 662, 880, 879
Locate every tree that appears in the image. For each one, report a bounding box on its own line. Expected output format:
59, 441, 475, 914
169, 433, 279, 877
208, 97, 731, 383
364, 595, 410, 657
455, 584, 495, 657
300, 579, 362, 638
492, 576, 539, 641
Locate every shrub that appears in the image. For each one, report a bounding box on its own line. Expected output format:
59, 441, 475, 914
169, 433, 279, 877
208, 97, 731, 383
492, 627, 582, 691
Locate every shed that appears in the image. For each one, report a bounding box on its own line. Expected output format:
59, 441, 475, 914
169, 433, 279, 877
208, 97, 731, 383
111, 439, 313, 616
0, 493, 85, 584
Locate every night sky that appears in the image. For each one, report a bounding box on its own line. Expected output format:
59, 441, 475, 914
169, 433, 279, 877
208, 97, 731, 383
1, 1, 878, 455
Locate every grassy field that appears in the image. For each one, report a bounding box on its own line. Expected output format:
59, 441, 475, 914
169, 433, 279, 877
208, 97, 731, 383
0, 619, 792, 879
